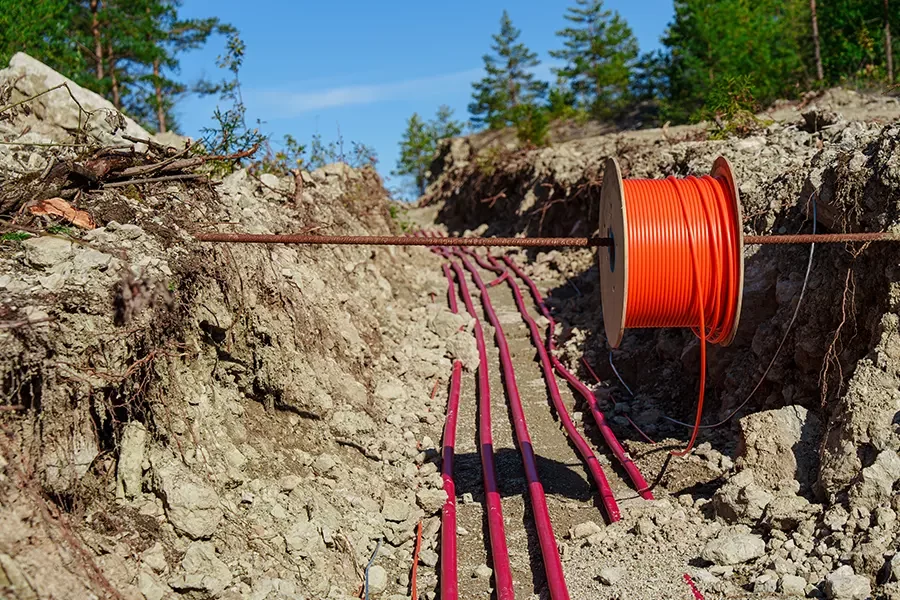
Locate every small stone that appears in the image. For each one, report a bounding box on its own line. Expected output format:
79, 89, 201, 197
753, 573, 778, 593
313, 454, 337, 474
259, 173, 280, 189
419, 549, 439, 568
279, 475, 302, 492
635, 517, 655, 535
23, 236, 74, 269
824, 565, 871, 600
375, 380, 407, 403
702, 532, 766, 565
151, 452, 222, 540
457, 526, 469, 536
473, 564, 492, 579
416, 489, 447, 515
170, 541, 231, 597
598, 566, 625, 585
889, 553, 900, 582
571, 521, 602, 540
781, 574, 808, 596
382, 496, 411, 522
852, 450, 900, 510
875, 506, 897, 529
116, 422, 147, 500
138, 570, 171, 600
141, 542, 168, 574
461, 493, 474, 504
367, 565, 388, 593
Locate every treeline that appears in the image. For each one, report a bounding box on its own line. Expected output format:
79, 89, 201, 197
0, 1, 379, 173
395, 0, 897, 193
0, 0, 230, 134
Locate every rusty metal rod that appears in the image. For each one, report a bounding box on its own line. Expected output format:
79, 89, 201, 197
193, 233, 610, 247
744, 232, 899, 244
194, 232, 900, 247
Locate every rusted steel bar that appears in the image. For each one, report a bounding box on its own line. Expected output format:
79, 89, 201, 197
194, 231, 899, 247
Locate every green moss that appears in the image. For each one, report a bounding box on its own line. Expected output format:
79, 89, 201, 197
1, 231, 31, 242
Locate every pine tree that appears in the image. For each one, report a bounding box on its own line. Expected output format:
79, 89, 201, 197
133, 3, 228, 133
550, 0, 639, 119
0, 0, 85, 82
394, 114, 432, 196
431, 105, 464, 141
394, 105, 463, 196
2, 0, 229, 134
658, 0, 809, 123
468, 11, 548, 130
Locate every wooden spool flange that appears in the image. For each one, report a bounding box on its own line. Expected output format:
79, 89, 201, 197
598, 156, 745, 349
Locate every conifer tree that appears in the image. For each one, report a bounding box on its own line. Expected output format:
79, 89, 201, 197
2, 0, 228, 134
395, 105, 463, 196
0, 0, 85, 82
468, 11, 548, 129
550, 0, 639, 118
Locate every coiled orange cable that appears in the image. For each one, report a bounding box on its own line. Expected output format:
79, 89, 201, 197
621, 174, 741, 456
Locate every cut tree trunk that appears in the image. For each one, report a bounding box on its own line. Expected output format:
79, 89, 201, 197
107, 43, 120, 109
90, 0, 104, 80
154, 59, 167, 133
886, 0, 894, 82
810, 0, 824, 81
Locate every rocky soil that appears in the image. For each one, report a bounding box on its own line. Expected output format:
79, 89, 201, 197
1, 51, 899, 600
0, 54, 466, 600
420, 87, 900, 598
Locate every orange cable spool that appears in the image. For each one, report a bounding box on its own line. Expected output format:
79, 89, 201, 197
599, 157, 744, 456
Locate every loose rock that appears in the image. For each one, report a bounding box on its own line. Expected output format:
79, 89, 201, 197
702, 531, 766, 565
824, 565, 871, 600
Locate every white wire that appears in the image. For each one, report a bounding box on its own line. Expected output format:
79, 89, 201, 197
613, 197, 818, 430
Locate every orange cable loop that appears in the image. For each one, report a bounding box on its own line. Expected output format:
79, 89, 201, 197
620, 174, 741, 456
410, 520, 423, 599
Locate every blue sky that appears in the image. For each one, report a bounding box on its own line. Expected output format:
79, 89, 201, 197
175, 1, 674, 196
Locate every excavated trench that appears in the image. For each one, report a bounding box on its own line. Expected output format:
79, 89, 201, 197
1, 53, 900, 600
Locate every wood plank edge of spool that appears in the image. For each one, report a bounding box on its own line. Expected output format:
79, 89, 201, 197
599, 157, 627, 349
711, 156, 745, 347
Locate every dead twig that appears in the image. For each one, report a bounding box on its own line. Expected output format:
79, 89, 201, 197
117, 143, 259, 178
120, 134, 179, 156
0, 83, 69, 115
102, 173, 206, 188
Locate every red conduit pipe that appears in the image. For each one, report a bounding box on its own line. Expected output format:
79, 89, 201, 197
439, 265, 460, 600
453, 250, 570, 600
447, 261, 516, 600
484, 256, 621, 522
499, 254, 653, 500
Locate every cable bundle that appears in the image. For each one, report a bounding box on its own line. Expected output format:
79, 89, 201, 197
622, 175, 741, 342
601, 159, 744, 456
